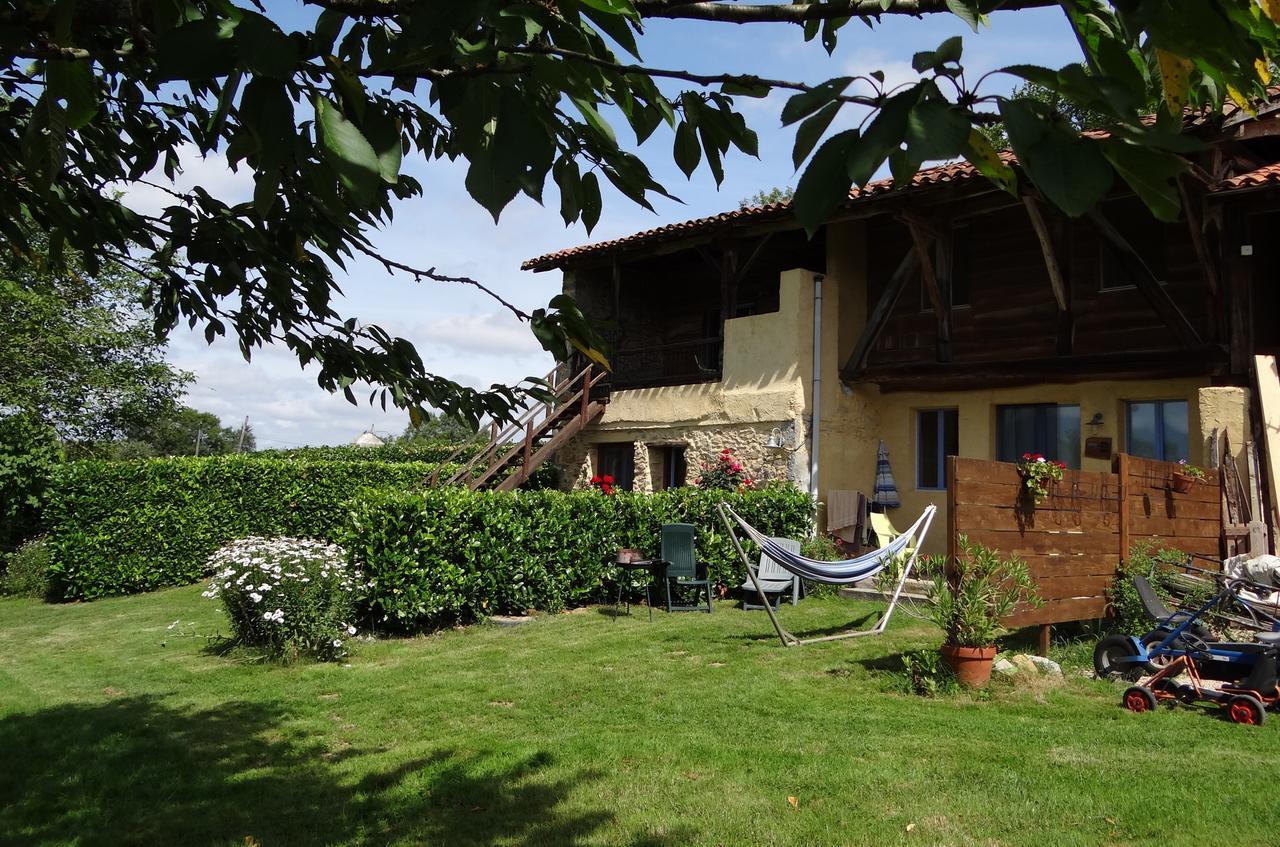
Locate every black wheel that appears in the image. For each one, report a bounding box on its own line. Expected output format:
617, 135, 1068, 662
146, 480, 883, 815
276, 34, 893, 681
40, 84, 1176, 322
1122, 685, 1157, 713
1095, 634, 1147, 681
1226, 694, 1267, 726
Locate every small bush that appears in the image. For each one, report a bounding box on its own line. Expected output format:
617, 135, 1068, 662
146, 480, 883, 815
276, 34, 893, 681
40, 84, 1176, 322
204, 537, 362, 662
694, 448, 754, 491
1109, 543, 1221, 634
900, 648, 957, 697
1, 536, 51, 598
799, 533, 843, 598
0, 413, 62, 549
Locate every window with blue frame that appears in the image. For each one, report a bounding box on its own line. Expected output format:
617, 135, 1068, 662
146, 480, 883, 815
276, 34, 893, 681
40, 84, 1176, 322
917, 408, 959, 490
996, 404, 1081, 469
1126, 400, 1189, 462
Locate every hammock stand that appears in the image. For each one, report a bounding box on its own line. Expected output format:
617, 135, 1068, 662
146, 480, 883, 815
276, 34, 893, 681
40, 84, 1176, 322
717, 502, 937, 647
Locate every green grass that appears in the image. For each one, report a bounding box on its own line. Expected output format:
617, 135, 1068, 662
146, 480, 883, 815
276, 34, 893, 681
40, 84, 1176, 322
1, 587, 1276, 847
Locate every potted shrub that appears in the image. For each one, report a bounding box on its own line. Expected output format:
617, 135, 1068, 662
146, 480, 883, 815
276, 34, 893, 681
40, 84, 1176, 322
1170, 459, 1204, 493
918, 537, 1042, 688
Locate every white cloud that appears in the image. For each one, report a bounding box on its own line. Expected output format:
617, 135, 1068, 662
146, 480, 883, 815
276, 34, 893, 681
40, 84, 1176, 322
420, 312, 545, 357
116, 143, 254, 218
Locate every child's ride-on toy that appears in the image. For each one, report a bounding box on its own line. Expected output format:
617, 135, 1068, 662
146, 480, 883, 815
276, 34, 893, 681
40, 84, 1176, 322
1094, 570, 1280, 724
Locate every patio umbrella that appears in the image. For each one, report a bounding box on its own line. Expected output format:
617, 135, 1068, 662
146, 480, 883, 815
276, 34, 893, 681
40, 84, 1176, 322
872, 440, 901, 508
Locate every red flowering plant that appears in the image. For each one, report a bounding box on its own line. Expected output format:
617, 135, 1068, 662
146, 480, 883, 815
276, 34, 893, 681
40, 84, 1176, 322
1015, 452, 1067, 505
590, 474, 616, 495
694, 448, 756, 492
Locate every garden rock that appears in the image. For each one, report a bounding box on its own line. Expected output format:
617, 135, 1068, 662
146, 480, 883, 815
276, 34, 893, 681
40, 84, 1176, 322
1010, 654, 1040, 677
1027, 655, 1063, 676
992, 657, 1017, 676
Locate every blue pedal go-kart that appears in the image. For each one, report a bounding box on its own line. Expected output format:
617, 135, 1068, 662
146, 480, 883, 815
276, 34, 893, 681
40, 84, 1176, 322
1093, 566, 1280, 725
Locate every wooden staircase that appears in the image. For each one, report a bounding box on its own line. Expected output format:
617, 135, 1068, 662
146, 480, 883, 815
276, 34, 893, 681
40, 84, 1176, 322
436, 365, 608, 491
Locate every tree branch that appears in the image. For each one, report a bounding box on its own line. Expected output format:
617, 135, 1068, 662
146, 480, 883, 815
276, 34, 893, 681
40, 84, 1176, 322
633, 0, 1056, 22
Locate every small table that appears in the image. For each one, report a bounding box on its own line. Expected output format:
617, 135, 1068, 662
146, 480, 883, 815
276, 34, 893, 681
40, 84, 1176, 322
613, 557, 666, 622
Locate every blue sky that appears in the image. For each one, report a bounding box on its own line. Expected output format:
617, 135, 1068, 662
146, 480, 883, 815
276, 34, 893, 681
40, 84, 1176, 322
139, 3, 1085, 447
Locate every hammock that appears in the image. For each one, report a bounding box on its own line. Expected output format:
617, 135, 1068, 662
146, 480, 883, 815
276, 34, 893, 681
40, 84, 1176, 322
717, 502, 937, 647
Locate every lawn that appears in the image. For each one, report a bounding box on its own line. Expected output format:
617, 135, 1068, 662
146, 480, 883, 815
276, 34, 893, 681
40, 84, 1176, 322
1, 587, 1275, 847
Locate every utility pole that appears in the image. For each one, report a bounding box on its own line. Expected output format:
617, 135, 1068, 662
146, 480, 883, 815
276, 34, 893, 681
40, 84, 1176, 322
237, 416, 250, 453
194, 430, 203, 456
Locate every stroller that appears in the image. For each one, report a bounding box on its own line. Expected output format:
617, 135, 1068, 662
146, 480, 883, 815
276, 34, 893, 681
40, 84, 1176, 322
1093, 565, 1280, 725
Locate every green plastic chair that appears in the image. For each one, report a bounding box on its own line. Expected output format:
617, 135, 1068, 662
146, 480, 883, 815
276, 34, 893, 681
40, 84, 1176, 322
659, 523, 713, 613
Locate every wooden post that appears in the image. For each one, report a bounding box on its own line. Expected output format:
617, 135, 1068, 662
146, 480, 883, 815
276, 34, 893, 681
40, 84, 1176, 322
1117, 453, 1131, 564
579, 365, 591, 421
1038, 624, 1051, 658
523, 420, 534, 471
946, 455, 958, 566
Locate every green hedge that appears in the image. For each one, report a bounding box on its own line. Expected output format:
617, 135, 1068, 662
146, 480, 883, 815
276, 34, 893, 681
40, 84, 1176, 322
342, 486, 815, 630
258, 442, 481, 465
44, 456, 446, 601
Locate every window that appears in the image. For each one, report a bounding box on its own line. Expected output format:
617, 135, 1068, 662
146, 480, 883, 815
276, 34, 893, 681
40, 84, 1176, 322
1100, 200, 1168, 291
996, 404, 1081, 469
596, 443, 636, 491
1126, 400, 1189, 462
917, 409, 959, 490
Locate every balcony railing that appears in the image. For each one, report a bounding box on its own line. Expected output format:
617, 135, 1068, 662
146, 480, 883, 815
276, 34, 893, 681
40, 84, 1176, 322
606, 336, 723, 390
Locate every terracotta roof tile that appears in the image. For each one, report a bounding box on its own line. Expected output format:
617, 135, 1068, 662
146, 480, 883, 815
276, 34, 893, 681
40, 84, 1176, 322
521, 153, 1015, 272
1213, 162, 1280, 191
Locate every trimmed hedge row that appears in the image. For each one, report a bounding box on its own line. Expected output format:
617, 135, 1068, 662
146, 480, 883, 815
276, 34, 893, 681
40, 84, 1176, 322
258, 442, 480, 465
342, 486, 815, 630
45, 456, 447, 600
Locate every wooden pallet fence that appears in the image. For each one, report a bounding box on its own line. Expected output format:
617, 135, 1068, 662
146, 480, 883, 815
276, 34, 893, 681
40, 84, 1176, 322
945, 455, 1221, 629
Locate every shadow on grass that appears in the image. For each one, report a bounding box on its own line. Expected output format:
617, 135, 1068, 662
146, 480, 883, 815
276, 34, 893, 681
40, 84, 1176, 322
0, 696, 684, 846
733, 610, 881, 643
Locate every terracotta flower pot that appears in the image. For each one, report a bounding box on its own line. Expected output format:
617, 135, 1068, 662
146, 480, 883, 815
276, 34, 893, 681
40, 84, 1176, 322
940, 644, 998, 688
1170, 472, 1196, 494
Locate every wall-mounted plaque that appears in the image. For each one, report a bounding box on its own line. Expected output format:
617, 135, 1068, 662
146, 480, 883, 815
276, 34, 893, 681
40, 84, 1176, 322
1085, 437, 1113, 460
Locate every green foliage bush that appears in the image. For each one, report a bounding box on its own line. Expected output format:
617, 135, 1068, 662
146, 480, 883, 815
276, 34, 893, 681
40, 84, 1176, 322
343, 485, 815, 630
44, 456, 445, 601
0, 413, 63, 549
1, 536, 51, 598
258, 442, 480, 465
203, 537, 362, 662
1108, 543, 1219, 634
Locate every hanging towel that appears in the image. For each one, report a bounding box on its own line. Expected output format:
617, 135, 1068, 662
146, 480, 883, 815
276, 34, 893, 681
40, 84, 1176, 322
873, 440, 901, 508
826, 489, 864, 532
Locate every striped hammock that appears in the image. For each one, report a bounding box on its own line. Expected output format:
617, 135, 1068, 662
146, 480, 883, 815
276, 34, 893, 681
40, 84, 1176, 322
720, 503, 935, 585
717, 502, 938, 646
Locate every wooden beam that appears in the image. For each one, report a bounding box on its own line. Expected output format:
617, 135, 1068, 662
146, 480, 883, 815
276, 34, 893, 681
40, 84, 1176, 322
840, 247, 920, 380
905, 219, 952, 363
733, 231, 774, 283
1176, 176, 1220, 297
1224, 208, 1253, 375
1087, 209, 1203, 348
1022, 195, 1068, 312
859, 346, 1227, 392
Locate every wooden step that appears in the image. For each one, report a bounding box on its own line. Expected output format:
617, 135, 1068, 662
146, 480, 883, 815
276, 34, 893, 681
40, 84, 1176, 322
495, 402, 605, 491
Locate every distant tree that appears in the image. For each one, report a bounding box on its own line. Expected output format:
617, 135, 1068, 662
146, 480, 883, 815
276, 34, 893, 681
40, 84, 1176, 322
739, 186, 795, 209
120, 406, 254, 456
976, 82, 1113, 151
0, 245, 190, 442
396, 412, 481, 445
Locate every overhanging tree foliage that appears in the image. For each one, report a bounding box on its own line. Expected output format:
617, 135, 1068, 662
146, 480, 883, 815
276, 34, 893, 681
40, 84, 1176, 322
2, 1, 1276, 423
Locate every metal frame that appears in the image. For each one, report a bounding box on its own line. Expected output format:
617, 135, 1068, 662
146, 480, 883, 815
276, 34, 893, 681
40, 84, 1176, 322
717, 502, 936, 647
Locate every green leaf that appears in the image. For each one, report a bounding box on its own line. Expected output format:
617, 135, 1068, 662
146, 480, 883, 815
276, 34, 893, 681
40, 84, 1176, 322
793, 129, 858, 236
905, 99, 971, 162
946, 0, 981, 32
1000, 98, 1113, 216
1101, 140, 1186, 222
235, 13, 298, 79
847, 87, 919, 185
781, 77, 852, 126
721, 79, 771, 98
582, 6, 642, 60
45, 60, 97, 129
580, 171, 602, 233
961, 129, 1017, 196
156, 18, 238, 81
362, 110, 403, 184
315, 97, 383, 205
791, 101, 841, 169
572, 97, 616, 146
912, 36, 964, 73
673, 121, 701, 178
